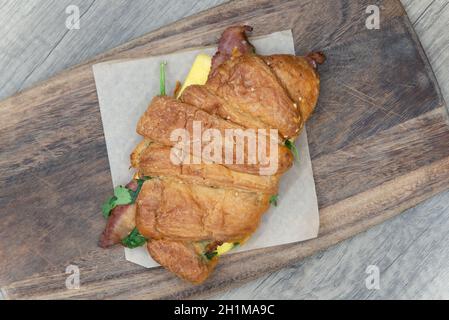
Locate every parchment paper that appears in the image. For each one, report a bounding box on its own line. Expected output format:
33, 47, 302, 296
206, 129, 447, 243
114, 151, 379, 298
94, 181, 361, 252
92, 30, 320, 268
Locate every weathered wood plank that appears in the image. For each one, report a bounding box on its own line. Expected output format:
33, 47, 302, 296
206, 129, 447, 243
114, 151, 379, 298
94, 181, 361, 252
0, 0, 226, 101
314, 108, 449, 208
5, 149, 449, 299
213, 189, 449, 300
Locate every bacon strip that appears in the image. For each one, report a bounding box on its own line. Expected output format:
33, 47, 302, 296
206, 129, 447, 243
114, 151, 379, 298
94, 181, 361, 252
306, 51, 326, 69
211, 25, 255, 74
99, 181, 139, 248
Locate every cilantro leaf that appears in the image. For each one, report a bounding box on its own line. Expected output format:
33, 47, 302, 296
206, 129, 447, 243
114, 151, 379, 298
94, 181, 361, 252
269, 194, 279, 207
285, 139, 300, 162
121, 228, 147, 249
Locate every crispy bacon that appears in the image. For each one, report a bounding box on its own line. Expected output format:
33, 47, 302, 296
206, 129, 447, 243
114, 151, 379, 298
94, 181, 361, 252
99, 180, 139, 248
99, 204, 136, 248
305, 51, 326, 69
210, 25, 255, 74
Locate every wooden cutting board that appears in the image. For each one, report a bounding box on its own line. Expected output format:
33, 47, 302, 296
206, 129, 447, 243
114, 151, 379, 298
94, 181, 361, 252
1, 0, 449, 299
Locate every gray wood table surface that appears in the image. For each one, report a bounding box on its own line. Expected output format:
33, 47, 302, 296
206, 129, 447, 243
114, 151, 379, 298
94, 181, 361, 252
1, 0, 448, 300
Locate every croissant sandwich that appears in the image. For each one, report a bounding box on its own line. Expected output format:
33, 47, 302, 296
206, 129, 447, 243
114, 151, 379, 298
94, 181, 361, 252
99, 26, 325, 284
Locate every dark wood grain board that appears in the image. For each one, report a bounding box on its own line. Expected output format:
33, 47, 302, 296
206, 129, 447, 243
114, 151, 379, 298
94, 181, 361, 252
1, 0, 448, 299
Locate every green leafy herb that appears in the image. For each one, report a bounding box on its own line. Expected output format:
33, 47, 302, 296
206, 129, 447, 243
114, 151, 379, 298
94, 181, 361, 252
101, 196, 117, 218
121, 228, 147, 249
204, 251, 218, 260
101, 186, 132, 218
285, 139, 300, 162
101, 177, 152, 218
160, 61, 167, 96
269, 194, 279, 207
129, 177, 151, 203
